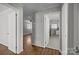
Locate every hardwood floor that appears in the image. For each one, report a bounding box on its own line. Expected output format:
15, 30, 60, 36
19, 34, 61, 55
20, 45, 61, 55
0, 34, 61, 55
0, 44, 15, 55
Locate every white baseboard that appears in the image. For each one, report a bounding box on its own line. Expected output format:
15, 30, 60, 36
32, 43, 45, 48
0, 41, 8, 47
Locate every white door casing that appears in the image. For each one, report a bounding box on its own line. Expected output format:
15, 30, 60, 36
61, 3, 68, 55
44, 15, 49, 48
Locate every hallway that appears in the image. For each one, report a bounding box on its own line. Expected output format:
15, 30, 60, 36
19, 34, 61, 55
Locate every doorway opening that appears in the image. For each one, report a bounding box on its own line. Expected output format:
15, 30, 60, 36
44, 11, 60, 51
23, 16, 32, 50
21, 3, 62, 55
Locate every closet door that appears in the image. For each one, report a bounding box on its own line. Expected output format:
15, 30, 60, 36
8, 10, 17, 53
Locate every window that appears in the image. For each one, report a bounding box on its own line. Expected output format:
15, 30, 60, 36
27, 22, 32, 29
51, 24, 57, 29
24, 20, 32, 29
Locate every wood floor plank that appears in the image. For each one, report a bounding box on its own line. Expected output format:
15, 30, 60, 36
20, 34, 61, 55
0, 34, 61, 55
0, 44, 15, 55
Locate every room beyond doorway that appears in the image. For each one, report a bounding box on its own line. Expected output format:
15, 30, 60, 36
44, 11, 60, 51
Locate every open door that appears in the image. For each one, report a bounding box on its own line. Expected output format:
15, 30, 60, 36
61, 3, 68, 55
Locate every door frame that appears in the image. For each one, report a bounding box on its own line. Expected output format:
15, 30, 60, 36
43, 4, 68, 55
0, 3, 23, 54
44, 14, 50, 48
61, 3, 68, 55
44, 12, 61, 52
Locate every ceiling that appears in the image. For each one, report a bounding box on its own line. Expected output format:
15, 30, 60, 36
0, 4, 9, 13
23, 3, 62, 18
0, 3, 62, 19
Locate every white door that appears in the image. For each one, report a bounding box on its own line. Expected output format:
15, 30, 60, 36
61, 4, 68, 55
44, 15, 49, 47
8, 10, 17, 53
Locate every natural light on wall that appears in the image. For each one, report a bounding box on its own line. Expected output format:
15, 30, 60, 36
51, 24, 57, 29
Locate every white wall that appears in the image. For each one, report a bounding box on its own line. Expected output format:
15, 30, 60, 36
0, 9, 9, 47
64, 4, 79, 54
61, 3, 79, 55
32, 12, 44, 47
67, 4, 74, 53
74, 4, 78, 49
74, 4, 79, 49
